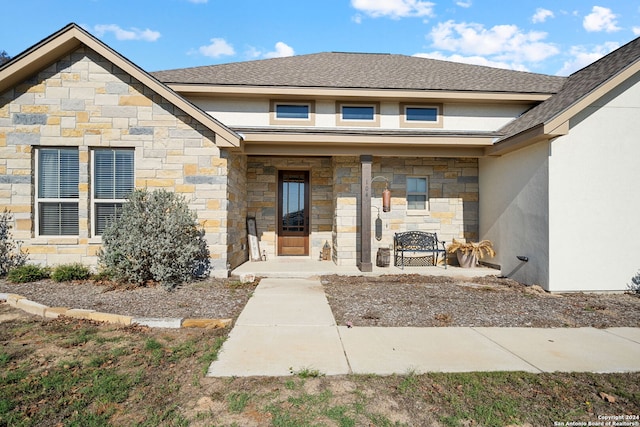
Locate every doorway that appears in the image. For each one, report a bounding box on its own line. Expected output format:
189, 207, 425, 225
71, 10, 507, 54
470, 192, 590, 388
277, 170, 309, 256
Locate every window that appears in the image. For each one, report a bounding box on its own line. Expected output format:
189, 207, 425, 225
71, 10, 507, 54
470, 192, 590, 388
93, 149, 134, 235
276, 104, 309, 119
406, 107, 438, 122
342, 106, 374, 121
407, 177, 428, 210
400, 103, 443, 128
336, 102, 380, 127
270, 100, 315, 125
37, 148, 79, 236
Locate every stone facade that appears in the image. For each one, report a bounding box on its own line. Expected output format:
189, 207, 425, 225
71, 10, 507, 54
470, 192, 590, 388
247, 155, 478, 266
246, 156, 334, 260
0, 44, 480, 274
0, 47, 235, 275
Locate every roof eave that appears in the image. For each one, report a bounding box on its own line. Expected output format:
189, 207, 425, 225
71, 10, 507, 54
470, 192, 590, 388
485, 121, 569, 156
165, 83, 555, 102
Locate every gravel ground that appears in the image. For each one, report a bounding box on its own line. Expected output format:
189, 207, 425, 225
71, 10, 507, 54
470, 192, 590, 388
322, 274, 640, 328
2, 274, 639, 327
0, 278, 255, 320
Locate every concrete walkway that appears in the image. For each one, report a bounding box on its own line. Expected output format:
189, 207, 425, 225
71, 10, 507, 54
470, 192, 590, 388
207, 278, 640, 377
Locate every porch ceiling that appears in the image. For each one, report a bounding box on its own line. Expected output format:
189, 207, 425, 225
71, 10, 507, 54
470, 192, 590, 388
235, 127, 497, 157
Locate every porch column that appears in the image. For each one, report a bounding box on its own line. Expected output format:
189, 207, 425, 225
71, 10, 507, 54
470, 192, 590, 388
359, 155, 373, 272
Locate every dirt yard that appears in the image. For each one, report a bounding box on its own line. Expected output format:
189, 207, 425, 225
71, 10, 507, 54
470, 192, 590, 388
2, 274, 639, 426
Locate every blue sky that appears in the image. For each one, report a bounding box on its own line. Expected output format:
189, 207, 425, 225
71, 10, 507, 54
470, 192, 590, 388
1, 0, 639, 76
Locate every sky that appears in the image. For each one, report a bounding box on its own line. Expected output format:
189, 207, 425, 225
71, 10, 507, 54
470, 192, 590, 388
1, 0, 639, 76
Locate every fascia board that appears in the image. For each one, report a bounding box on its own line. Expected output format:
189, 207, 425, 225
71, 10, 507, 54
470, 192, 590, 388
166, 84, 554, 103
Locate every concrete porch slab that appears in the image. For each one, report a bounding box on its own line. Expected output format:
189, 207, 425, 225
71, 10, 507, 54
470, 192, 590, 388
232, 258, 499, 279
338, 327, 540, 375
474, 327, 640, 373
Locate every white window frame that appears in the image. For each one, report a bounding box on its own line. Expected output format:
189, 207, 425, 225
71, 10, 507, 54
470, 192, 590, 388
400, 103, 443, 128
91, 148, 135, 236
35, 147, 80, 237
336, 102, 380, 127
406, 176, 429, 213
270, 100, 315, 126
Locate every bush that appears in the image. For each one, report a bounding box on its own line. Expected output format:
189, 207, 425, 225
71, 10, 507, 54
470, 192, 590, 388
51, 263, 92, 282
7, 264, 50, 283
629, 270, 640, 295
99, 189, 210, 291
0, 209, 28, 276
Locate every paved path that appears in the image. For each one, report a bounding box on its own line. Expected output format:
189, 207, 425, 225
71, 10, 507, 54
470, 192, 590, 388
207, 278, 640, 377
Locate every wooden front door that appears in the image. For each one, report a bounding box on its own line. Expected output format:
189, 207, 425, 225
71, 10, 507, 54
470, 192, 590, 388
278, 170, 309, 256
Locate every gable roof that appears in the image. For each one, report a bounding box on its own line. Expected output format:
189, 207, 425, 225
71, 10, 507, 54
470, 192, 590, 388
0, 23, 242, 148
491, 36, 640, 155
152, 52, 566, 95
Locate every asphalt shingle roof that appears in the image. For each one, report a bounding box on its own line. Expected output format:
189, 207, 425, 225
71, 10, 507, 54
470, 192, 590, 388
499, 36, 640, 140
152, 52, 566, 94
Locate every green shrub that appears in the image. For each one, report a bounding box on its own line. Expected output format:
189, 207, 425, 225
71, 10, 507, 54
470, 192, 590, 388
7, 264, 50, 283
91, 269, 115, 282
629, 270, 640, 295
51, 263, 92, 282
99, 189, 210, 291
0, 209, 28, 276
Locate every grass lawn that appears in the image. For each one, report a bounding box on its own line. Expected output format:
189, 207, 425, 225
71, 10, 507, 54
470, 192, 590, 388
1, 304, 639, 426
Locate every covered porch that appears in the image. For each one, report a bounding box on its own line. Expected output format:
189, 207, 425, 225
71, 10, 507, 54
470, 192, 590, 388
232, 256, 499, 279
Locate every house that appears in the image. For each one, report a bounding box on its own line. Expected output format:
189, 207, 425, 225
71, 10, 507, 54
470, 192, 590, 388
1, 23, 638, 292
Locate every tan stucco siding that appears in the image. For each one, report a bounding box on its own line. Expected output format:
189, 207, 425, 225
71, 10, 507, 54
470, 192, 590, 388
479, 142, 551, 288
190, 96, 530, 132
547, 71, 640, 292
0, 47, 232, 275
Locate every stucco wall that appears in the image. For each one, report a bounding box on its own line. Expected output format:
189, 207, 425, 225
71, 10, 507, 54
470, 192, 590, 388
0, 47, 232, 275
192, 97, 529, 132
479, 142, 550, 288
547, 72, 640, 292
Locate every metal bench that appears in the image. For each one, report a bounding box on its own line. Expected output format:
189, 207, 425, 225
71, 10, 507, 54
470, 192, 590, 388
394, 231, 447, 269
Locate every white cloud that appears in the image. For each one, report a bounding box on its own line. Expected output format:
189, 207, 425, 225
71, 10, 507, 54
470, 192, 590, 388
198, 38, 235, 58
414, 51, 529, 71
351, 0, 435, 19
94, 24, 160, 42
532, 8, 554, 24
583, 6, 620, 33
456, 1, 472, 8
556, 42, 619, 75
264, 42, 295, 59
633, 27, 640, 36
428, 20, 559, 64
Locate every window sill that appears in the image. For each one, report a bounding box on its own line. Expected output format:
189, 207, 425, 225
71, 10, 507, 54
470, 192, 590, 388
32, 237, 79, 245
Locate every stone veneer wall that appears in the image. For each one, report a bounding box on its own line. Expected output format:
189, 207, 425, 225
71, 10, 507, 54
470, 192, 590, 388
246, 156, 333, 260
332, 156, 479, 266
225, 151, 248, 269
0, 47, 232, 276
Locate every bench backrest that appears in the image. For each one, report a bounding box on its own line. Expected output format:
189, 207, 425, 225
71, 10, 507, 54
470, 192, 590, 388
394, 231, 439, 250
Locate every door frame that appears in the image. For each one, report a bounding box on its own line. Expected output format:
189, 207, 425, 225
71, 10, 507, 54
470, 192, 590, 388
277, 169, 310, 256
